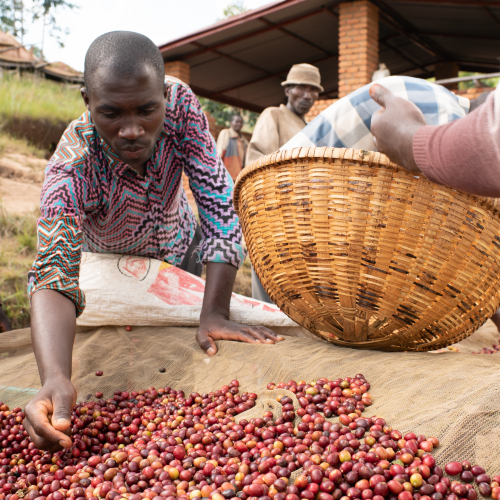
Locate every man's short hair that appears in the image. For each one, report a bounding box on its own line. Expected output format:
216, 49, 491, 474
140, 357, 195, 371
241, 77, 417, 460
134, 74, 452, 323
84, 31, 165, 93
231, 113, 243, 121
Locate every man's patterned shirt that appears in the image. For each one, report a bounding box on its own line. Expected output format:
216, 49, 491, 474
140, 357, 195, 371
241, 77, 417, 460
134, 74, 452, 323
28, 80, 245, 316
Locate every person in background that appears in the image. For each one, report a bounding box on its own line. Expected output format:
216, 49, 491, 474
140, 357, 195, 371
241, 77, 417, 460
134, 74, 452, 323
216, 114, 249, 182
0, 303, 11, 332
246, 63, 322, 302
246, 63, 322, 165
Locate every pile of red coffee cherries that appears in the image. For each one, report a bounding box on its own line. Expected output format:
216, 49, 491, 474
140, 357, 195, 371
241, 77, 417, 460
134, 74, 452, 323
0, 375, 498, 500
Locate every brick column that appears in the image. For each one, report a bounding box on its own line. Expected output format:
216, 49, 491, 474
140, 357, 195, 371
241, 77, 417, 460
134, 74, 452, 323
164, 60, 190, 85
204, 110, 218, 141
305, 99, 338, 122
338, 1, 379, 98
435, 62, 460, 90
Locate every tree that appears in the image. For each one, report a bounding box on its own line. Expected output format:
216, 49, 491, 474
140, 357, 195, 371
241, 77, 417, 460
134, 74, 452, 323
198, 97, 258, 131
0, 0, 76, 57
222, 1, 247, 18
457, 71, 499, 91
32, 0, 77, 57
0, 1, 25, 41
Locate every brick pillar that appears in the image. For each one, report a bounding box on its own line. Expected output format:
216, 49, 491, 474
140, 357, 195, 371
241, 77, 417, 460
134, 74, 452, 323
435, 62, 460, 90
338, 1, 379, 98
204, 110, 218, 141
164, 60, 190, 85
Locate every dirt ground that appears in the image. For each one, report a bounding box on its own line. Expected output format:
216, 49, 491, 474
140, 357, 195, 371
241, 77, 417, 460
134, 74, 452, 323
0, 151, 45, 215
0, 178, 42, 214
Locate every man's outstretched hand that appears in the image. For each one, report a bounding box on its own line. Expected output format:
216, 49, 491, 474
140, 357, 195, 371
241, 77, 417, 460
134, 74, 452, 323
196, 313, 284, 356
370, 83, 427, 173
198, 262, 285, 356
24, 377, 76, 453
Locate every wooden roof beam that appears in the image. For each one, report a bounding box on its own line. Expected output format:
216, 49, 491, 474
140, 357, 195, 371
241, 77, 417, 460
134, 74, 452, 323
259, 17, 336, 56
191, 41, 274, 77
454, 58, 500, 69
370, 0, 451, 60
389, 0, 500, 6
208, 52, 338, 97
422, 30, 500, 41
380, 39, 432, 74
482, 6, 500, 28
159, 0, 317, 53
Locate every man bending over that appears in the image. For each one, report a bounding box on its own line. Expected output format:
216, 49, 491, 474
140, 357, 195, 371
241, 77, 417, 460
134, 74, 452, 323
24, 31, 281, 452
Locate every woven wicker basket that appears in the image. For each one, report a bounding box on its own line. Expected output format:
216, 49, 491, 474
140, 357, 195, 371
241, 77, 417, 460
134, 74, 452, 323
233, 147, 500, 351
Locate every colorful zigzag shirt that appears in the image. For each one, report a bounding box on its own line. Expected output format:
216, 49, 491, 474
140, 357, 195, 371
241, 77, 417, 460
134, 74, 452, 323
28, 80, 246, 317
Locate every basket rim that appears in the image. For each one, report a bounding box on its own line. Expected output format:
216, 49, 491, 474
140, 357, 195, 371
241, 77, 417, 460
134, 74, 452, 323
232, 146, 500, 216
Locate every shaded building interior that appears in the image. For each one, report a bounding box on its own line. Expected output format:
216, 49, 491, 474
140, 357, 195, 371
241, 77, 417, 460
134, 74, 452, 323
158, 0, 500, 117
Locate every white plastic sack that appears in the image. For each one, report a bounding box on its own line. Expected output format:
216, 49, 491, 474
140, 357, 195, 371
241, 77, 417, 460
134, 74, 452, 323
77, 253, 308, 336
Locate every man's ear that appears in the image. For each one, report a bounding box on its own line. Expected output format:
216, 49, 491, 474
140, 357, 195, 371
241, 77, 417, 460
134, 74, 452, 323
81, 87, 90, 110
284, 86, 291, 98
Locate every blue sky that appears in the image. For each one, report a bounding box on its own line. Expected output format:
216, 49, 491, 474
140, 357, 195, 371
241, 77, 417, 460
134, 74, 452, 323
22, 0, 275, 72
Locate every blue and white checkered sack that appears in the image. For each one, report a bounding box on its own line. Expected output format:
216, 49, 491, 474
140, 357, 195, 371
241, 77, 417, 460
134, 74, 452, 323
282, 76, 470, 151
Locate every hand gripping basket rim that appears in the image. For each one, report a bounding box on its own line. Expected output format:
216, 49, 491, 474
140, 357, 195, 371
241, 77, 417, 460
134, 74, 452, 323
233, 147, 500, 217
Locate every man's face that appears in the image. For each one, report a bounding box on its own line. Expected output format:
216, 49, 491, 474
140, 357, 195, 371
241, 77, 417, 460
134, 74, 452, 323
230, 116, 244, 133
81, 65, 166, 170
285, 84, 319, 116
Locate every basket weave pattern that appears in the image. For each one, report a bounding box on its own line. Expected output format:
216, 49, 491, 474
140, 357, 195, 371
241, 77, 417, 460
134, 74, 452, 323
234, 147, 500, 351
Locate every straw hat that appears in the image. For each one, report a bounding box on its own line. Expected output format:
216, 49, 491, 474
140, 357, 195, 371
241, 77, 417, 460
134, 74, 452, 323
281, 63, 323, 92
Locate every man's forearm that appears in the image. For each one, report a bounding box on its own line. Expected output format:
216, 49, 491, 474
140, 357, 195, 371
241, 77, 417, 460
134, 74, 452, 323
31, 289, 76, 384
413, 91, 500, 197
201, 262, 237, 320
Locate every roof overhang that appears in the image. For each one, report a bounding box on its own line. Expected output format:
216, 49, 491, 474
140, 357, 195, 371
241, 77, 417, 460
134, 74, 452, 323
159, 0, 500, 112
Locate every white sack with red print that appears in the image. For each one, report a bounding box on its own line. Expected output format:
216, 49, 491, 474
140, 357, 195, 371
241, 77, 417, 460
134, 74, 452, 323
76, 253, 310, 336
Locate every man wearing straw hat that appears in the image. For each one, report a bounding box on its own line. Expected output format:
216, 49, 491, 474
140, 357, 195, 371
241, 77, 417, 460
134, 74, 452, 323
246, 64, 322, 165
247, 63, 322, 302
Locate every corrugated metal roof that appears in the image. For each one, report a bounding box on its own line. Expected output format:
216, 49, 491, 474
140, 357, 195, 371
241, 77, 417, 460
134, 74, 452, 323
0, 31, 37, 66
0, 31, 83, 82
42, 61, 84, 83
159, 0, 500, 112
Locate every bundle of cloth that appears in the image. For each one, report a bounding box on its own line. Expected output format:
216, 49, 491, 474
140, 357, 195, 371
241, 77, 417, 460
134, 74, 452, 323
282, 75, 471, 151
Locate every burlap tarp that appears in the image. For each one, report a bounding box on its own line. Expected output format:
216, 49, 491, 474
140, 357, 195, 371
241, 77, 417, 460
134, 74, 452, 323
0, 321, 500, 474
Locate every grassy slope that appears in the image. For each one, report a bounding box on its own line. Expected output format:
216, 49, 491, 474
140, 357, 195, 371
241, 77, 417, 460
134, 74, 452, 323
0, 73, 85, 124
0, 205, 37, 330
0, 132, 47, 158
0, 132, 44, 329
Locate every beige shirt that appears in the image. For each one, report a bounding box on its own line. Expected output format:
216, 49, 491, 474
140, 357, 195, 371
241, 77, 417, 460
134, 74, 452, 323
216, 128, 249, 161
246, 104, 307, 165
216, 127, 249, 181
